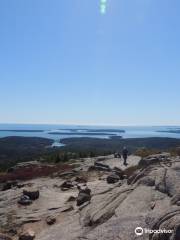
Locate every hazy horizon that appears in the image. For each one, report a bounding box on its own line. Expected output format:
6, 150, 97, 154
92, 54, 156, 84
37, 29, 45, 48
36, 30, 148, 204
0, 122, 180, 127
0, 0, 180, 125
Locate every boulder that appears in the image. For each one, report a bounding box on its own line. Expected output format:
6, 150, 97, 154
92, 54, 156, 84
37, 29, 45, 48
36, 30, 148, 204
67, 196, 76, 202
94, 162, 111, 170
18, 195, 33, 206
46, 216, 56, 225
112, 167, 124, 179
114, 153, 121, 158
73, 176, 87, 183
23, 188, 39, 200
88, 162, 111, 172
60, 181, 74, 191
139, 156, 159, 167
19, 230, 35, 240
77, 186, 91, 206
106, 173, 120, 184
77, 193, 91, 206
89, 165, 111, 172
77, 185, 91, 195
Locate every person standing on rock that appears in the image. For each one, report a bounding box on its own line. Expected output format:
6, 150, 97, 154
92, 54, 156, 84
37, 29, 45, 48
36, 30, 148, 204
122, 147, 128, 166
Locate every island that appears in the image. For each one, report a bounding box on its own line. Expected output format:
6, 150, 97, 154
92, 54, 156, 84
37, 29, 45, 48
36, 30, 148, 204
157, 129, 180, 134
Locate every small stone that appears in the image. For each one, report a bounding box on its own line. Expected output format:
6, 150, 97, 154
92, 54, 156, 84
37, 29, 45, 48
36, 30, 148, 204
74, 176, 87, 183
23, 188, 39, 200
77, 185, 91, 195
60, 181, 74, 191
17, 183, 25, 189
46, 216, 56, 225
18, 195, 32, 206
107, 173, 120, 184
150, 201, 156, 210
112, 167, 124, 179
19, 229, 35, 240
67, 196, 76, 202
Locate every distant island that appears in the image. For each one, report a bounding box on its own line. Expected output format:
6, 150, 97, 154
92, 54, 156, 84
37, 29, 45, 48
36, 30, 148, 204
60, 129, 126, 133
157, 129, 180, 134
0, 130, 44, 132
48, 132, 117, 136
86, 129, 125, 133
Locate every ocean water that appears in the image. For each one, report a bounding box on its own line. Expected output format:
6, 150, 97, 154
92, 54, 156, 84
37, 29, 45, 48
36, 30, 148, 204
0, 124, 180, 142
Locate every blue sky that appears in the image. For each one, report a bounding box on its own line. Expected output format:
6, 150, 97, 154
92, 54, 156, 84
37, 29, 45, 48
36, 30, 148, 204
0, 0, 180, 125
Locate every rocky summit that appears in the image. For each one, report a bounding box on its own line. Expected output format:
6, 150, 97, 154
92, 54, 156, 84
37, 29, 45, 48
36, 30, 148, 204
0, 154, 180, 240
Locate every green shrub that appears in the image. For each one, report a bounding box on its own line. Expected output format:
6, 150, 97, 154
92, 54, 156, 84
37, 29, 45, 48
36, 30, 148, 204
169, 147, 180, 156
135, 148, 160, 158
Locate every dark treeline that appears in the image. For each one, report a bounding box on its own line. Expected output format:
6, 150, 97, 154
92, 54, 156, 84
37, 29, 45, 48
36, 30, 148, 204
1, 136, 180, 171
61, 137, 180, 154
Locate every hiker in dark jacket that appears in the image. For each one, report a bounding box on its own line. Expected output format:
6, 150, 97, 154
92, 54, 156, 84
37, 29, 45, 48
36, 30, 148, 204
122, 147, 128, 166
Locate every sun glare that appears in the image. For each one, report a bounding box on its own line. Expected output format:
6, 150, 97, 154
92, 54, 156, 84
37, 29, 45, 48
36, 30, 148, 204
100, 0, 107, 15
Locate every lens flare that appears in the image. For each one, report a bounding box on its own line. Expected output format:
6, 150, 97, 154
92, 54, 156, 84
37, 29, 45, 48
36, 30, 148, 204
100, 0, 107, 15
